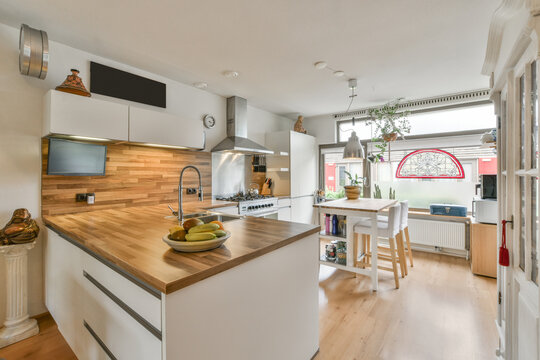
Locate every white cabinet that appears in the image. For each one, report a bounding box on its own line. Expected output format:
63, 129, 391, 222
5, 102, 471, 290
43, 90, 206, 149
129, 106, 205, 149
45, 228, 162, 360
82, 271, 162, 360
44, 229, 86, 356
43, 90, 129, 141
291, 196, 316, 224
266, 131, 317, 224
290, 132, 317, 198
278, 207, 291, 221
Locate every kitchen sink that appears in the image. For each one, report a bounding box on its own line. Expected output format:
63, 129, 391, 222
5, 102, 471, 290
195, 214, 242, 223
183, 212, 210, 219
167, 211, 242, 222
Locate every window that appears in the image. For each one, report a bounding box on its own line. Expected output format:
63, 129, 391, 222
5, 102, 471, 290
337, 103, 496, 142
395, 149, 465, 179
371, 145, 492, 210
322, 149, 363, 199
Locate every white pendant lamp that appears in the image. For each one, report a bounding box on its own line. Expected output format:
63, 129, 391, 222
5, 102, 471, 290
343, 130, 364, 159
342, 79, 365, 159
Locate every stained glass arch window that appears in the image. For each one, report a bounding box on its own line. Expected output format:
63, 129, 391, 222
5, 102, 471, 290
395, 149, 465, 179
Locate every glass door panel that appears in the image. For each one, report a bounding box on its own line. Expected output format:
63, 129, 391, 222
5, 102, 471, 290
520, 177, 526, 271
532, 176, 538, 284
521, 74, 526, 169
531, 61, 538, 169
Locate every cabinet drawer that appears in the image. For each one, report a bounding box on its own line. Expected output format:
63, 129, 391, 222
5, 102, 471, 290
83, 271, 162, 360
82, 252, 162, 331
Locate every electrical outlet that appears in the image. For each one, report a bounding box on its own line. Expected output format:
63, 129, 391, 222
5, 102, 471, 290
186, 188, 197, 195
86, 193, 95, 205
76, 193, 87, 202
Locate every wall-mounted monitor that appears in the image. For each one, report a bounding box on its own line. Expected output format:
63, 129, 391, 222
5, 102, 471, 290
47, 138, 107, 176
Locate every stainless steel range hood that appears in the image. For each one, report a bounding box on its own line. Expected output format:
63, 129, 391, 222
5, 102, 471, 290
211, 96, 273, 154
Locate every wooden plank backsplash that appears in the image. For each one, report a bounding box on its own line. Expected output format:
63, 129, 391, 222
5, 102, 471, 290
41, 139, 212, 216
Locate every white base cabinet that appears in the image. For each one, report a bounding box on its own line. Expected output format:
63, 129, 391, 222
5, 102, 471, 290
45, 228, 319, 360
45, 228, 162, 360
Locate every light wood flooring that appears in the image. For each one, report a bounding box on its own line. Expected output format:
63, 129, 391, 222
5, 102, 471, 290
0, 251, 496, 360
315, 251, 497, 360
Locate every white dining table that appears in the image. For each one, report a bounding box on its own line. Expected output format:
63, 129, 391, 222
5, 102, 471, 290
314, 198, 397, 291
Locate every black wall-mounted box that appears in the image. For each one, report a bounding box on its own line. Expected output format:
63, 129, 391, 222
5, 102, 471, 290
90, 62, 166, 108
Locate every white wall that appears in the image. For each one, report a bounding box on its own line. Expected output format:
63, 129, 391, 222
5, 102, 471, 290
0, 22, 291, 324
303, 114, 337, 145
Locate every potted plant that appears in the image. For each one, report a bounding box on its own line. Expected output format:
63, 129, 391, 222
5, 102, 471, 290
344, 171, 363, 200
367, 98, 411, 161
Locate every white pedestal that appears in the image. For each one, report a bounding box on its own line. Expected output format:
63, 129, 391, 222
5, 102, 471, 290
0, 241, 38, 348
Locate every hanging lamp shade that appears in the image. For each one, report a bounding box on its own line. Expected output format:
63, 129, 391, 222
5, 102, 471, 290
55, 69, 91, 97
343, 131, 365, 159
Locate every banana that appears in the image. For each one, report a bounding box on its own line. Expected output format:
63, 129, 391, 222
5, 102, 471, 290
188, 223, 220, 234
212, 230, 227, 238
185, 232, 217, 242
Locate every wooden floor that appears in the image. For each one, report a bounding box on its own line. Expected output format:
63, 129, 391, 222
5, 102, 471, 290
0, 251, 496, 360
0, 313, 76, 360
315, 251, 497, 360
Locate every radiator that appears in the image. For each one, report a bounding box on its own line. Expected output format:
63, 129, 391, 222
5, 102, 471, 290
407, 218, 466, 250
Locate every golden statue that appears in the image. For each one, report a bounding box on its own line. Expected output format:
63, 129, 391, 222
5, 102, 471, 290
0, 209, 40, 246
294, 115, 307, 134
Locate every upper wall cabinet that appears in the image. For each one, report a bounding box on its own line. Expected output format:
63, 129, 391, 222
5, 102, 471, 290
43, 90, 129, 141
128, 107, 205, 149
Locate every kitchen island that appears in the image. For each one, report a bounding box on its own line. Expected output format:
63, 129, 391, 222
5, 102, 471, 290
43, 204, 320, 360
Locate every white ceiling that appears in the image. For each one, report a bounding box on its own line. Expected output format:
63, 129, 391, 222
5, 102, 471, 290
0, 0, 498, 117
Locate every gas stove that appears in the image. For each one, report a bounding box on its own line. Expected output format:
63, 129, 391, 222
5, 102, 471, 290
216, 193, 270, 202
216, 193, 278, 217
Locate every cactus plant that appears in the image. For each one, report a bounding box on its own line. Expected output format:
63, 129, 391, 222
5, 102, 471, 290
374, 184, 382, 199
389, 187, 396, 200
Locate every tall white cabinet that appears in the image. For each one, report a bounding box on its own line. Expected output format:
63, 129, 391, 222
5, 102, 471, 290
266, 131, 317, 224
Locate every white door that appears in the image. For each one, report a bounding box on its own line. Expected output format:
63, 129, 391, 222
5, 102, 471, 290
497, 56, 540, 360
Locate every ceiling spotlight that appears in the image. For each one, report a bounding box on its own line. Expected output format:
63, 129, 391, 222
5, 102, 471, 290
314, 61, 327, 70
193, 82, 208, 89
348, 78, 357, 89
333, 70, 345, 77
223, 70, 239, 78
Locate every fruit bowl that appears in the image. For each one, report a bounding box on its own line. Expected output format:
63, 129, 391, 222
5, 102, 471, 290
162, 231, 231, 253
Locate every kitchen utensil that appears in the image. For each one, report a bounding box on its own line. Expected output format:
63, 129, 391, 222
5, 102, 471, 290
162, 231, 231, 252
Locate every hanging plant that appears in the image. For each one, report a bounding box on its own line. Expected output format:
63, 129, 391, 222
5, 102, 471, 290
366, 98, 411, 162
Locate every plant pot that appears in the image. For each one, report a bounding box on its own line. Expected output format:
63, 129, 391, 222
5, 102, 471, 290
382, 132, 398, 142
344, 185, 361, 200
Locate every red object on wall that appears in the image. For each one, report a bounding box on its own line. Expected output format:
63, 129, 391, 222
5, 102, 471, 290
395, 149, 465, 179
325, 163, 336, 191
478, 157, 497, 175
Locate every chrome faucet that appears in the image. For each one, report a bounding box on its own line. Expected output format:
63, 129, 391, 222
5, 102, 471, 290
178, 165, 203, 222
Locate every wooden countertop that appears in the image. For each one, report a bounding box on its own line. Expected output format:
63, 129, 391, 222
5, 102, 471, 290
314, 198, 397, 213
184, 199, 238, 211
43, 204, 319, 294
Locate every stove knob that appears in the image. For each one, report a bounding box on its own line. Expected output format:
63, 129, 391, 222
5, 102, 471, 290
248, 206, 253, 210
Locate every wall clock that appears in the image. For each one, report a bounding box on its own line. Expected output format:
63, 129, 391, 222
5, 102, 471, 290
203, 115, 216, 129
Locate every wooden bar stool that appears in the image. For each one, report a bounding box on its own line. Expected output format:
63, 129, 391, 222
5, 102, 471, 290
353, 204, 402, 289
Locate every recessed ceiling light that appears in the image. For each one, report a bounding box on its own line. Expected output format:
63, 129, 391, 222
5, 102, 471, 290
193, 82, 208, 89
223, 71, 239, 78
314, 61, 327, 70
333, 70, 345, 77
